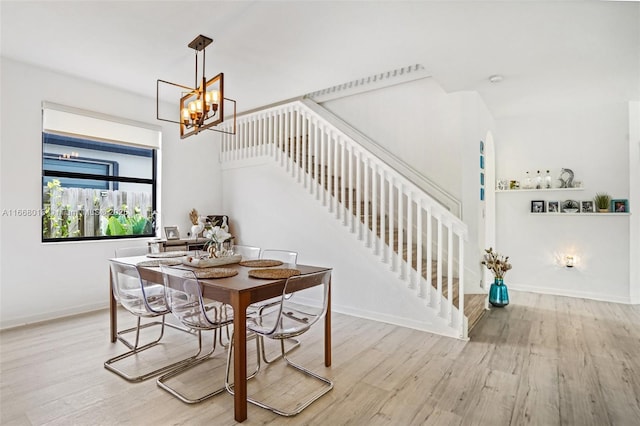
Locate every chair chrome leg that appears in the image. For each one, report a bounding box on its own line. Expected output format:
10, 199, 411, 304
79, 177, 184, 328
224, 333, 262, 394
235, 338, 333, 417
104, 319, 200, 382
259, 336, 300, 364
156, 329, 229, 404
116, 315, 193, 350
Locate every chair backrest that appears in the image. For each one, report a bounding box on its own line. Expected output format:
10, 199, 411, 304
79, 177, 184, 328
260, 249, 298, 264
160, 266, 230, 329
115, 246, 148, 258
232, 245, 260, 260
258, 270, 331, 337
109, 260, 168, 316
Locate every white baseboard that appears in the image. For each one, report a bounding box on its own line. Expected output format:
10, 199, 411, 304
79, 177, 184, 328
0, 302, 106, 330
331, 302, 463, 340
507, 283, 631, 304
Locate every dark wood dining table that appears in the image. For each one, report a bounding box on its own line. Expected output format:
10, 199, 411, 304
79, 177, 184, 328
109, 255, 332, 422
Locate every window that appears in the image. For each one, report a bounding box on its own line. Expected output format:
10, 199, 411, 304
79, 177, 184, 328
42, 103, 159, 242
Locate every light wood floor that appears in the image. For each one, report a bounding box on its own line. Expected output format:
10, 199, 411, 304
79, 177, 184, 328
1, 290, 639, 425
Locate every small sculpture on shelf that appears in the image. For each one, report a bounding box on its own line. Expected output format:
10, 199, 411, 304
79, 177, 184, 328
189, 208, 206, 239
558, 168, 574, 188
544, 170, 552, 189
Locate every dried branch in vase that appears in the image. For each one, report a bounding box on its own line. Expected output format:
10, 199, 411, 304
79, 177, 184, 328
481, 247, 512, 279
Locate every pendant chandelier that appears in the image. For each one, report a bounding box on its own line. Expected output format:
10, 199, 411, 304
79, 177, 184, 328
157, 34, 236, 138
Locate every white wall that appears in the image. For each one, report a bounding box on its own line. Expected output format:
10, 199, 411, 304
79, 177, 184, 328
0, 58, 222, 328
494, 102, 632, 302
322, 78, 460, 199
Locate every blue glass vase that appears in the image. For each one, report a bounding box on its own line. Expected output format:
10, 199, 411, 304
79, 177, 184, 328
489, 278, 509, 307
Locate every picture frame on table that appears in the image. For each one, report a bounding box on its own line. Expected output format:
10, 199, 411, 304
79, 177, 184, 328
611, 199, 629, 213
547, 201, 559, 213
531, 200, 545, 213
581, 200, 595, 213
164, 226, 180, 240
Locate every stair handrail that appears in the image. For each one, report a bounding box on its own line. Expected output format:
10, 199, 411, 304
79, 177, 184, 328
300, 99, 462, 218
219, 100, 468, 338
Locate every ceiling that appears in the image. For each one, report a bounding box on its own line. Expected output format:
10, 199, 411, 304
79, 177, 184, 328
1, 1, 639, 119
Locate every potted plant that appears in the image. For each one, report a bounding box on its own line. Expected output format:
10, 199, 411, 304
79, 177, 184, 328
594, 193, 611, 213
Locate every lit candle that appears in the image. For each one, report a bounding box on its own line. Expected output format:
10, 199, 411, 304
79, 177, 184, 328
566, 256, 575, 268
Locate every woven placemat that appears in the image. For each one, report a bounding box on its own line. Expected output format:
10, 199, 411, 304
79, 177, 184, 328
147, 251, 189, 258
239, 259, 284, 267
194, 268, 238, 279
248, 268, 301, 279
137, 258, 182, 267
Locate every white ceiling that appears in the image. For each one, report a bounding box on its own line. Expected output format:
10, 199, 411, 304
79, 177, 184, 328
1, 1, 639, 118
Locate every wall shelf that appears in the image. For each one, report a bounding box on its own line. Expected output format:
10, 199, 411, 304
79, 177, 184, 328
529, 213, 630, 216
496, 187, 585, 193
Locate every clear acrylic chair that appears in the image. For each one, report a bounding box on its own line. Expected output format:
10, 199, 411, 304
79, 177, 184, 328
253, 249, 300, 362
113, 246, 181, 350
156, 266, 260, 404
115, 245, 148, 258
227, 270, 334, 416
104, 260, 197, 382
232, 244, 260, 260
260, 249, 298, 264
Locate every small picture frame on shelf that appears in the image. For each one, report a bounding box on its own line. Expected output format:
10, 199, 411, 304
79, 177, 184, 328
561, 200, 580, 213
531, 200, 545, 213
547, 201, 559, 213
611, 199, 629, 213
509, 180, 520, 190
581, 200, 595, 213
164, 226, 180, 240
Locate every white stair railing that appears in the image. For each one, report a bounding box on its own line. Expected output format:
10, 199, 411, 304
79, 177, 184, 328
220, 101, 469, 338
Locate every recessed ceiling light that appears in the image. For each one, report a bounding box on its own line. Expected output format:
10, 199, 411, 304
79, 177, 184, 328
488, 74, 504, 83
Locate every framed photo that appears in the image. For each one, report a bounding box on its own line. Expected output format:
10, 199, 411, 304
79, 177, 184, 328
164, 226, 180, 240
547, 201, 559, 213
581, 200, 595, 213
509, 180, 520, 190
531, 200, 545, 213
611, 199, 629, 213
561, 199, 580, 213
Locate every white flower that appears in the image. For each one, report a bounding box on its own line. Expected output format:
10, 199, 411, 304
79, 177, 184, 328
204, 225, 232, 243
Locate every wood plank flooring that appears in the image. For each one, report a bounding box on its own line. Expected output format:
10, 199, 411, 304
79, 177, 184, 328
1, 290, 639, 425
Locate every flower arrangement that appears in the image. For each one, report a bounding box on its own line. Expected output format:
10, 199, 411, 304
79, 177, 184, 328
203, 225, 232, 258
481, 247, 512, 279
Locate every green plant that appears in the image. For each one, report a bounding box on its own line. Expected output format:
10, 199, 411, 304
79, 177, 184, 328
42, 179, 73, 238
104, 204, 150, 236
594, 193, 611, 211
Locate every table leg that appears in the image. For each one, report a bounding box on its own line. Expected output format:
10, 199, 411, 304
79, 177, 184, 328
232, 293, 249, 422
109, 268, 117, 343
324, 279, 332, 366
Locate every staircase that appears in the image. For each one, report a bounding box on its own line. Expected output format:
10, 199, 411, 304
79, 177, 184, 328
219, 100, 487, 339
